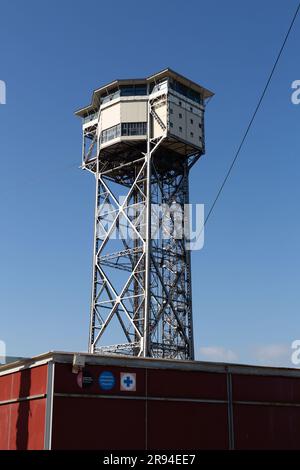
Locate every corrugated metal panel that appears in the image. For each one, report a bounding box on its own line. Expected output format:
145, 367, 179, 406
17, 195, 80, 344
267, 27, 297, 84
0, 365, 47, 402
0, 398, 46, 450
147, 401, 228, 450
147, 369, 227, 400
234, 404, 300, 450
232, 374, 300, 403
51, 397, 146, 450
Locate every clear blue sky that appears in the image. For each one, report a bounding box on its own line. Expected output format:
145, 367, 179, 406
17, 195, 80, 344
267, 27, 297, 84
0, 0, 299, 366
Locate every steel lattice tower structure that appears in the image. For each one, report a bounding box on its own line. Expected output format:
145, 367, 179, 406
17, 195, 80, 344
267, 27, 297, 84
76, 69, 213, 359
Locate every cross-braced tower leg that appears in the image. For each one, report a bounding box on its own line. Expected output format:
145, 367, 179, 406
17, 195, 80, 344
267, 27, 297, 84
88, 144, 196, 359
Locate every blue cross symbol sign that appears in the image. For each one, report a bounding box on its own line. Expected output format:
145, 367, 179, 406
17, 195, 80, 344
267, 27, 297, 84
124, 376, 133, 387
120, 372, 136, 391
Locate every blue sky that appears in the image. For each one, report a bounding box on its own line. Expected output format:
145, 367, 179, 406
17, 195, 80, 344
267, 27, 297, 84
0, 0, 299, 366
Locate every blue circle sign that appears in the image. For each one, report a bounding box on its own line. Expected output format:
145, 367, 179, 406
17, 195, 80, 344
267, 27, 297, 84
99, 371, 115, 390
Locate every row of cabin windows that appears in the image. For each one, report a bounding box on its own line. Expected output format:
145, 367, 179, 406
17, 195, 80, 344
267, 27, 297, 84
83, 111, 98, 124
88, 81, 201, 114
101, 79, 203, 104
149, 78, 201, 103
169, 79, 203, 105
100, 122, 147, 143
101, 85, 147, 104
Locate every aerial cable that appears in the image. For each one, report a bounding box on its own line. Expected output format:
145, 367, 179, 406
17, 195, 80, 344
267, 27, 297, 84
203, 2, 300, 229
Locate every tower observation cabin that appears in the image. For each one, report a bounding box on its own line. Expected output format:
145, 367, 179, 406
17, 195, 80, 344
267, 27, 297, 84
76, 69, 213, 360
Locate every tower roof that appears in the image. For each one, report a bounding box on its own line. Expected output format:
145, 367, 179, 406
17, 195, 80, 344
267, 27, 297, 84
75, 68, 214, 117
